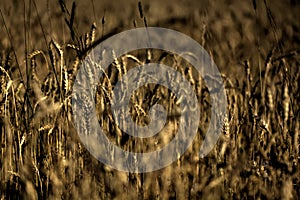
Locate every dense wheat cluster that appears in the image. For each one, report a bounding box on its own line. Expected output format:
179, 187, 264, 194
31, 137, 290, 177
0, 0, 299, 199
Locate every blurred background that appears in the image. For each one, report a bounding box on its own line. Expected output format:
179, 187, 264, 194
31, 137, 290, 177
1, 0, 299, 78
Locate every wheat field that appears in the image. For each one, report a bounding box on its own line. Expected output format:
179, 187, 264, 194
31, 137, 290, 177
0, 0, 299, 199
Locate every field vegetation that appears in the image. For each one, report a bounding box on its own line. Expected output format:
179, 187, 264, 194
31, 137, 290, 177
0, 0, 299, 199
